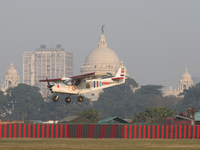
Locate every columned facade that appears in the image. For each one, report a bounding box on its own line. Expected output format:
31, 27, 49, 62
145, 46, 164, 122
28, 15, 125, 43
164, 68, 193, 97
179, 68, 193, 92
1, 63, 19, 93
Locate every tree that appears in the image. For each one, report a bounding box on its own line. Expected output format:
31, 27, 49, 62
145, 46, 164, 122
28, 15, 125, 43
135, 85, 164, 96
132, 107, 176, 123
177, 82, 200, 112
45, 94, 91, 121
75, 108, 102, 122
93, 77, 140, 118
2, 84, 93, 121
5, 84, 44, 121
93, 78, 180, 119
0, 91, 9, 118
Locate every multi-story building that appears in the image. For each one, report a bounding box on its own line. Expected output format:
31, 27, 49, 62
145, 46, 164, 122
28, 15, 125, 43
23, 44, 73, 95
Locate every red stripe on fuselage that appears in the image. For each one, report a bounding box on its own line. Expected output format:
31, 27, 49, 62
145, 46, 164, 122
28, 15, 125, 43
102, 82, 110, 85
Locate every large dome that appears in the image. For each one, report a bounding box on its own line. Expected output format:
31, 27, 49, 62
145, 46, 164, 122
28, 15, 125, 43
80, 33, 121, 75
6, 63, 18, 76
181, 68, 192, 80
85, 47, 120, 64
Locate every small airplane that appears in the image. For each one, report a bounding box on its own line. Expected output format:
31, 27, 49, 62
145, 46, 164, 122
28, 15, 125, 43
39, 66, 125, 103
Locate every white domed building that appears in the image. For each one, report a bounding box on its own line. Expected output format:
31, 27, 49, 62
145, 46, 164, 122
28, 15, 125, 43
80, 33, 128, 76
164, 68, 193, 97
80, 31, 128, 101
1, 63, 20, 93
179, 68, 193, 92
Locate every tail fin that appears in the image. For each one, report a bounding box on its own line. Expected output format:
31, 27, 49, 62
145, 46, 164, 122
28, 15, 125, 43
112, 66, 125, 83
115, 66, 125, 77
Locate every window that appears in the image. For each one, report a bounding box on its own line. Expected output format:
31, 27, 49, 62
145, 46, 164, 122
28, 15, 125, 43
64, 79, 72, 85
86, 82, 91, 88
8, 81, 12, 87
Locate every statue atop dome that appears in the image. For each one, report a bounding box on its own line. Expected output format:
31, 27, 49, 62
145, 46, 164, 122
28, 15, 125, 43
101, 25, 105, 34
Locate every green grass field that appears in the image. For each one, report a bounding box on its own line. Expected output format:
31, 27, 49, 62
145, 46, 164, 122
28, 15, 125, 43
0, 139, 200, 150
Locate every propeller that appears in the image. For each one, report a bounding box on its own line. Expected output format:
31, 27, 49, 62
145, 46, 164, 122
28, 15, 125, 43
46, 77, 54, 88
43, 77, 53, 102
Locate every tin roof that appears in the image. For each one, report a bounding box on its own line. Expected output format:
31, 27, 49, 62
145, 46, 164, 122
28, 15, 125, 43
98, 116, 129, 123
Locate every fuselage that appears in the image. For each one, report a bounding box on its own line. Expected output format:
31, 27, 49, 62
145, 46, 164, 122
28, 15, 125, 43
50, 77, 124, 95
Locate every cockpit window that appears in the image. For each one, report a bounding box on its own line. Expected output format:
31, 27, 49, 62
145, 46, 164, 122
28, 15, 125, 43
75, 79, 81, 86
64, 79, 72, 85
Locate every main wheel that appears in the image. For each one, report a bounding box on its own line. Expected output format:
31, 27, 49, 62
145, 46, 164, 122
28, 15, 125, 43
53, 95, 59, 102
77, 96, 83, 102
65, 97, 71, 103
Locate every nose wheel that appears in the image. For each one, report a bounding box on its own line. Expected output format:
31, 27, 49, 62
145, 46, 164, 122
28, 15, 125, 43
77, 96, 83, 102
65, 97, 71, 103
53, 95, 59, 102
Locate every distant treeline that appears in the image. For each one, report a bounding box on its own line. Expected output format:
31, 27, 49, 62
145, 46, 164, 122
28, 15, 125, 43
0, 78, 199, 121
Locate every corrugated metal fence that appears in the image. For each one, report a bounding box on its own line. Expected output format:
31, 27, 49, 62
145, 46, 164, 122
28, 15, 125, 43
0, 124, 200, 139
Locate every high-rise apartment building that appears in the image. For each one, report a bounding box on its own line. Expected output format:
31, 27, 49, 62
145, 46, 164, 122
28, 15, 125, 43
23, 44, 73, 95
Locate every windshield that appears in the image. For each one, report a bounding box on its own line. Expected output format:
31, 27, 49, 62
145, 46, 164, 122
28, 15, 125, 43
64, 79, 72, 85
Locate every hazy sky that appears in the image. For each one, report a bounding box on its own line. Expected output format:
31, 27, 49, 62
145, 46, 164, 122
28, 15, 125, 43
1, 0, 200, 91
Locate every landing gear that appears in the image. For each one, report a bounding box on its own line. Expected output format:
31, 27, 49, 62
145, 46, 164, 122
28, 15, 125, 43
77, 96, 83, 102
65, 97, 71, 103
53, 95, 59, 102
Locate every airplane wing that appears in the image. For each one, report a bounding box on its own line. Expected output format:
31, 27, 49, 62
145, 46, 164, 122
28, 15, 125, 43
94, 71, 108, 77
39, 77, 69, 82
40, 72, 96, 82
70, 72, 95, 79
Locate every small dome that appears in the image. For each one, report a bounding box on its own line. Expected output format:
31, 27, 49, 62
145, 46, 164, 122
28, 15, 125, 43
181, 68, 192, 80
100, 34, 105, 39
6, 63, 18, 76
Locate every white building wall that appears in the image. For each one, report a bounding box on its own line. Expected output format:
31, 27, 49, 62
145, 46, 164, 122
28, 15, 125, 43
23, 45, 73, 95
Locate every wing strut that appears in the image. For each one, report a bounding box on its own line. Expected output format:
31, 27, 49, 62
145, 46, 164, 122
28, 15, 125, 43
46, 77, 54, 88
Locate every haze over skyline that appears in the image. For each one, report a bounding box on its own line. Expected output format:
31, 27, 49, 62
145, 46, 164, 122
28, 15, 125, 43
1, 0, 200, 91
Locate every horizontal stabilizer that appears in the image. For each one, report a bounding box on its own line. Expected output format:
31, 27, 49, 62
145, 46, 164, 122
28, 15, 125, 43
112, 77, 124, 80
